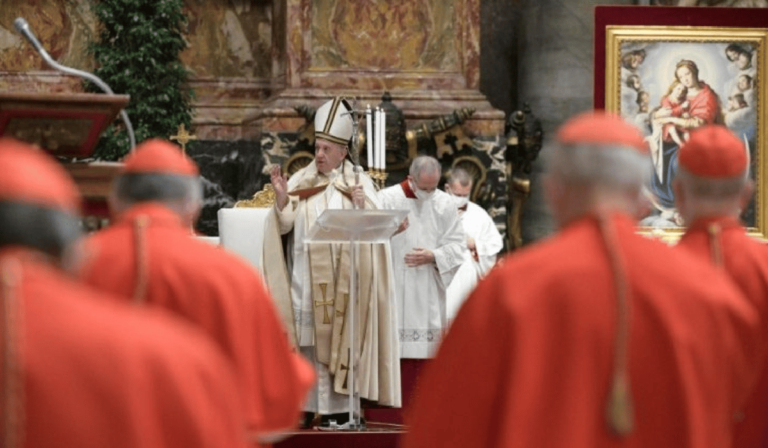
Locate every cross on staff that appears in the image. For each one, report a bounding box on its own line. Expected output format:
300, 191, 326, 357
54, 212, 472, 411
170, 123, 197, 154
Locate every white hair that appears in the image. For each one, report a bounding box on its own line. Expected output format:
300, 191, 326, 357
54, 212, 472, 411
409, 156, 441, 181
448, 167, 473, 187
675, 167, 748, 200
112, 173, 203, 217
544, 143, 651, 193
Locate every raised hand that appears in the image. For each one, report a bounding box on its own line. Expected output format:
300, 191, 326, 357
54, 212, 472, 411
270, 165, 289, 210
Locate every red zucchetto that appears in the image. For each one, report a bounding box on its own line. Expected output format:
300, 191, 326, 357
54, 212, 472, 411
0, 137, 80, 213
557, 110, 648, 154
679, 125, 747, 178
122, 139, 199, 176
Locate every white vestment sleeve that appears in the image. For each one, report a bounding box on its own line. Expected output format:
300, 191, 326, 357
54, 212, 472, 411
361, 179, 382, 208
472, 208, 504, 259
274, 195, 299, 235
432, 209, 467, 290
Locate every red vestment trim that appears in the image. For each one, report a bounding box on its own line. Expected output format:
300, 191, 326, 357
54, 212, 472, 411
289, 184, 353, 202
399, 180, 417, 199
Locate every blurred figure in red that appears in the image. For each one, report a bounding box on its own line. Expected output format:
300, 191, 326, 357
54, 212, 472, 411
402, 111, 759, 448
673, 125, 768, 448
0, 137, 247, 448
79, 139, 314, 444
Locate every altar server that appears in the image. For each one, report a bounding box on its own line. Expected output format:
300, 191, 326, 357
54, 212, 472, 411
444, 167, 503, 321
378, 155, 466, 358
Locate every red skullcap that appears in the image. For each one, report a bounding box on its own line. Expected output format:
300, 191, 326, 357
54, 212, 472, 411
679, 125, 747, 178
122, 139, 199, 176
0, 138, 80, 214
557, 110, 648, 155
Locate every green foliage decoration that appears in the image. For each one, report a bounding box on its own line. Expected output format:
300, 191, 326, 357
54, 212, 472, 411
86, 0, 194, 160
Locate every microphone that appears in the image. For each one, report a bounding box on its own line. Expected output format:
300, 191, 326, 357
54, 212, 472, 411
14, 17, 136, 151
14, 18, 49, 59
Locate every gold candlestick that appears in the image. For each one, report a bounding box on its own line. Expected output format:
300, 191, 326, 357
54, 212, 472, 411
367, 169, 388, 190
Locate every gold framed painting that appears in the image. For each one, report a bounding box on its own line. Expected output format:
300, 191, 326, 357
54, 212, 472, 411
603, 25, 767, 242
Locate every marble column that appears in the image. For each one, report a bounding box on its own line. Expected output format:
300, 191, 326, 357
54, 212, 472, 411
517, 0, 634, 243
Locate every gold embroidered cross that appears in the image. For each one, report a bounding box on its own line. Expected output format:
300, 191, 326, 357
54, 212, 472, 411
335, 293, 348, 318
339, 362, 350, 389
314, 283, 334, 324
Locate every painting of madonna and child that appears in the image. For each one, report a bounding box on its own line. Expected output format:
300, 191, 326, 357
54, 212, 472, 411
619, 41, 758, 229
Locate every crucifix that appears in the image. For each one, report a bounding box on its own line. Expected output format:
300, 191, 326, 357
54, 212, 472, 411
170, 123, 197, 154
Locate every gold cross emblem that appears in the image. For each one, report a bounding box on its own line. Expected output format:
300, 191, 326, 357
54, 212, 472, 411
335, 293, 348, 318
338, 348, 352, 389
170, 123, 198, 154
339, 362, 350, 389
314, 283, 334, 324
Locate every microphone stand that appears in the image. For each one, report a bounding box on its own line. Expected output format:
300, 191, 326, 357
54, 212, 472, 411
14, 17, 136, 151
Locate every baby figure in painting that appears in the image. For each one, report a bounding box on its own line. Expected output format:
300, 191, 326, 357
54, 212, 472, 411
734, 74, 755, 105
727, 93, 748, 113
654, 80, 691, 146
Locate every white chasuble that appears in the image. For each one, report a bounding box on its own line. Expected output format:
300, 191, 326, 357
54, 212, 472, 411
378, 182, 467, 359
446, 201, 504, 322
269, 160, 401, 413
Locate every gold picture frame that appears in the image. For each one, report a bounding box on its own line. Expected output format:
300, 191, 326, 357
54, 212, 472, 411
604, 25, 768, 242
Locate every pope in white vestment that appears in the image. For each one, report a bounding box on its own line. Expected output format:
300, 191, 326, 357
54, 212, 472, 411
444, 168, 504, 322
267, 97, 401, 424
378, 156, 466, 358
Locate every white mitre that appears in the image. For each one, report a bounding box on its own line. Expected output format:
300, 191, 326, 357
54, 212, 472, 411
314, 97, 353, 146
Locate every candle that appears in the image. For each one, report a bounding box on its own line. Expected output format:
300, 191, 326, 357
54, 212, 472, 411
374, 108, 381, 170
366, 106, 373, 170
380, 108, 386, 171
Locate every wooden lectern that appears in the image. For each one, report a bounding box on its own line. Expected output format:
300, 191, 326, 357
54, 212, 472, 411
0, 92, 129, 217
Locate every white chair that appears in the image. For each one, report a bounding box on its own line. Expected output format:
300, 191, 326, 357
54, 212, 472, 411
217, 208, 271, 270
216, 185, 297, 346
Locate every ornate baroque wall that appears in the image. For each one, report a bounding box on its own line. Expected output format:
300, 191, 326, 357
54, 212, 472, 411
0, 0, 508, 239
0, 1, 274, 139
253, 0, 498, 136
0, 1, 501, 137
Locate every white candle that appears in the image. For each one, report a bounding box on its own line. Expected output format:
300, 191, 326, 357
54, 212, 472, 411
380, 108, 386, 171
374, 108, 381, 170
366, 106, 373, 170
